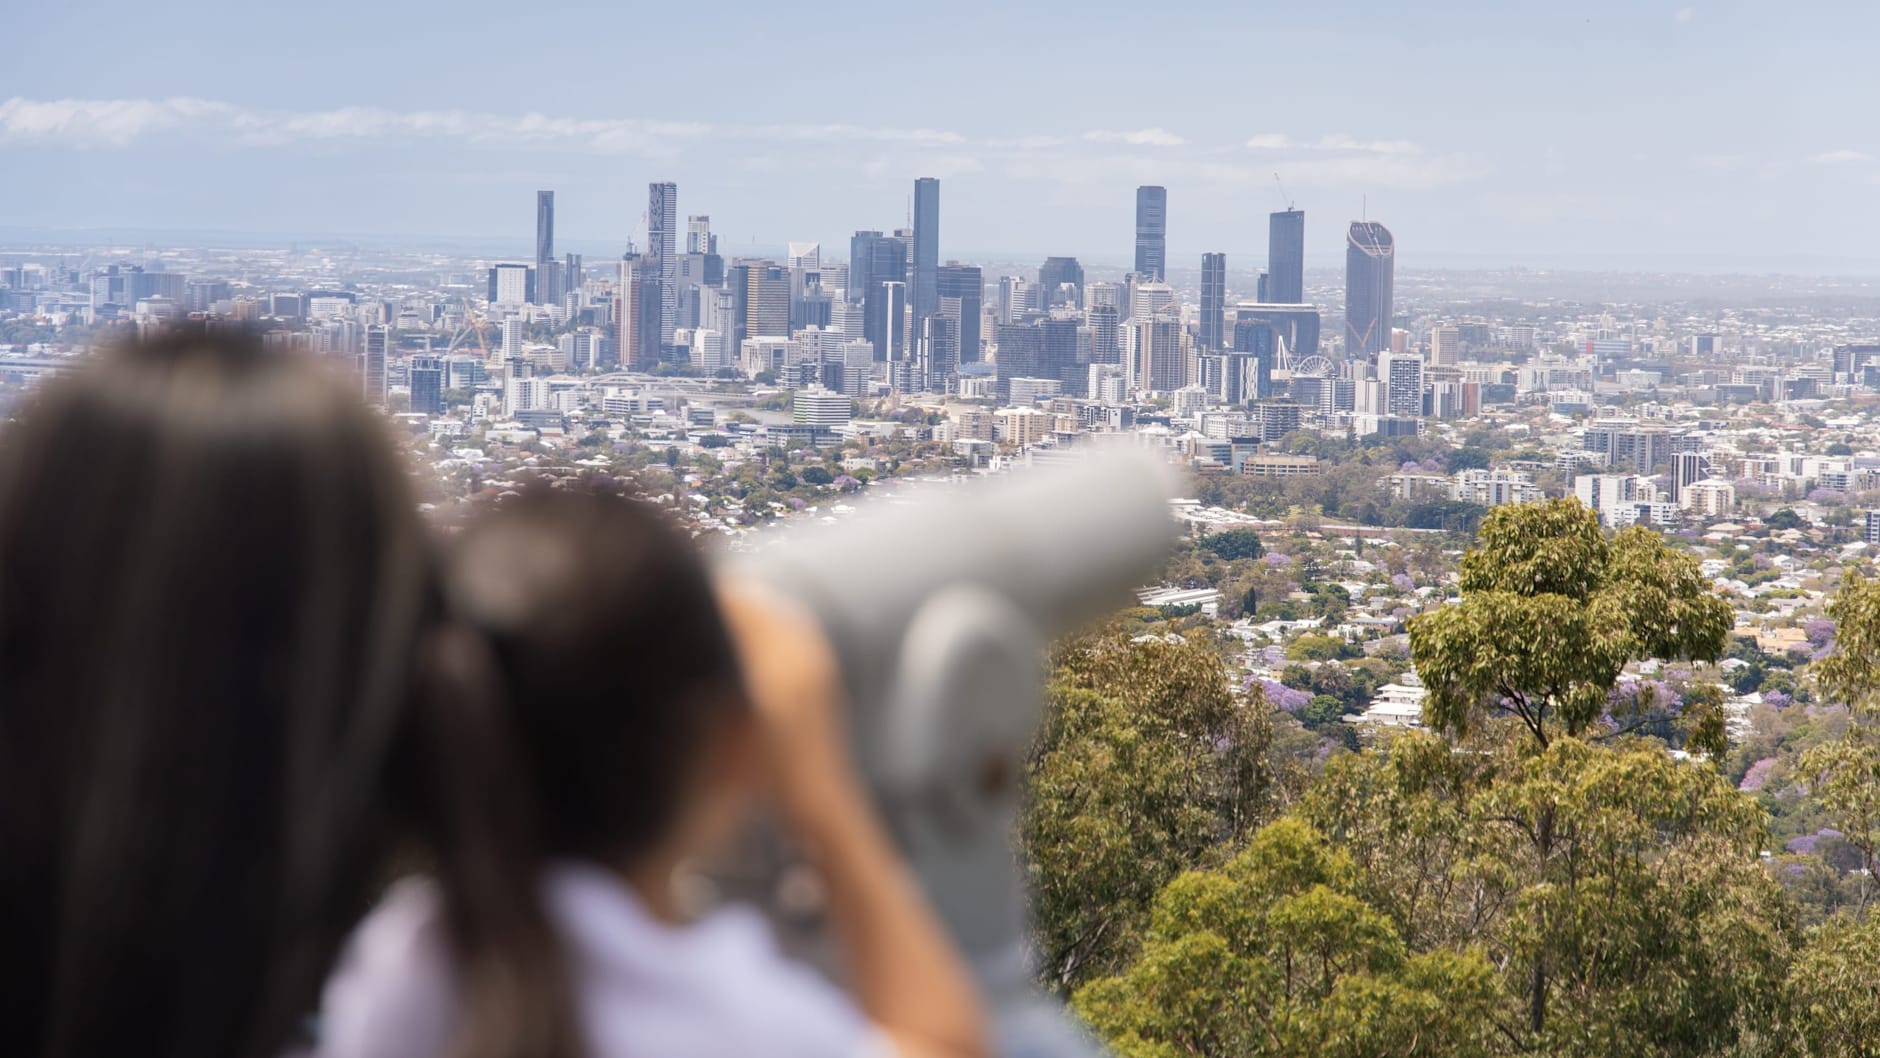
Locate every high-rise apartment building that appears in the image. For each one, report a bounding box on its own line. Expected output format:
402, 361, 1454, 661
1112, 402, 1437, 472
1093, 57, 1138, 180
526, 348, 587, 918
686, 215, 715, 255
535, 190, 556, 305
488, 263, 533, 306
617, 254, 660, 370
1199, 253, 1226, 352
1345, 221, 1395, 357
647, 181, 678, 351
1380, 350, 1424, 418
1130, 315, 1185, 392
1267, 208, 1305, 304
911, 177, 940, 333
1133, 185, 1167, 280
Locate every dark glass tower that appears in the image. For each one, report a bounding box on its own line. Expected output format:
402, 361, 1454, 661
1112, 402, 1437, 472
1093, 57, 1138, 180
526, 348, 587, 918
535, 190, 556, 304
1038, 256, 1084, 307
852, 230, 909, 360
1133, 186, 1167, 280
1267, 208, 1304, 304
1199, 252, 1226, 352
911, 177, 940, 332
1344, 221, 1395, 357
936, 263, 983, 364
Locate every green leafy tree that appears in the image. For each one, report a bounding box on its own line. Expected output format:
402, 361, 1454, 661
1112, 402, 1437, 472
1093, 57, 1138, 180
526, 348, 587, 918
1800, 573, 1880, 911
1022, 634, 1278, 992
1199, 526, 1265, 561
1784, 914, 1880, 1057
1409, 499, 1732, 746
1073, 818, 1504, 1058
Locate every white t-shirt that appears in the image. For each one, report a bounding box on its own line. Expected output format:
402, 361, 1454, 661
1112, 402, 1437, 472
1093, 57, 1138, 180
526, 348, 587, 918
315, 864, 888, 1058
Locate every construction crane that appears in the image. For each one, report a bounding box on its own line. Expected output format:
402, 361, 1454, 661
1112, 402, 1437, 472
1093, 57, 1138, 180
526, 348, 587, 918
445, 296, 494, 359
1274, 173, 1294, 211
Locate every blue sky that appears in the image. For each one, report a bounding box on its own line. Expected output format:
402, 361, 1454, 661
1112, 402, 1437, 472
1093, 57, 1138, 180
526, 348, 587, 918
4, 0, 1879, 271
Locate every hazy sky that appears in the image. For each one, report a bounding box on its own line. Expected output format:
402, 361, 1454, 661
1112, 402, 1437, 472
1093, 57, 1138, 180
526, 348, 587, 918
4, 0, 1878, 272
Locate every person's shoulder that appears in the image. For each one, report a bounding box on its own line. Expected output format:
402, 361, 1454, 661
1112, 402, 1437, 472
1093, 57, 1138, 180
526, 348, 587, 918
312, 877, 457, 1058
547, 867, 879, 1058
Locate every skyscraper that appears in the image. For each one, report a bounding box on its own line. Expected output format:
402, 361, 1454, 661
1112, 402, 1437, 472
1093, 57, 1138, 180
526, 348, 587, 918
936, 263, 983, 365
361, 324, 388, 406
1133, 186, 1167, 280
535, 190, 557, 305
1199, 253, 1226, 352
744, 263, 793, 339
687, 215, 714, 255
1267, 208, 1304, 304
852, 230, 909, 360
647, 181, 678, 352
1038, 256, 1084, 308
911, 177, 940, 334
409, 355, 443, 415
1344, 220, 1395, 357
617, 254, 660, 370
1380, 350, 1424, 418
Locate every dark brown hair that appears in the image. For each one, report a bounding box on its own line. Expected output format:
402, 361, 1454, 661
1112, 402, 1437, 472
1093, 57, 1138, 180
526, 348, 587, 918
414, 487, 748, 1058
0, 324, 433, 1058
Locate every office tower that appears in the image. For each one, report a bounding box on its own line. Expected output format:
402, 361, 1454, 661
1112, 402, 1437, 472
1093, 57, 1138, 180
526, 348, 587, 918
1038, 256, 1084, 308
647, 181, 678, 351
617, 254, 659, 370
500, 316, 525, 359
911, 177, 940, 333
1344, 220, 1395, 357
1430, 325, 1460, 366
1267, 208, 1305, 304
535, 191, 556, 305
687, 215, 714, 254
919, 314, 959, 391
1234, 302, 1321, 362
996, 276, 1031, 325
409, 354, 443, 415
563, 252, 583, 294
876, 280, 909, 364
1086, 281, 1125, 313
1131, 280, 1175, 318
1130, 315, 1185, 392
361, 324, 389, 406
850, 230, 909, 359
1199, 253, 1226, 352
1232, 316, 1278, 399
1380, 350, 1424, 418
1086, 303, 1121, 365
1133, 186, 1167, 280
745, 263, 792, 339
935, 263, 983, 364
488, 263, 533, 305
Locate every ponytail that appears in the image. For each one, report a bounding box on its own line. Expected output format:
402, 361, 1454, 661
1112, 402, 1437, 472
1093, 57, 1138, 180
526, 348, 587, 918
412, 622, 583, 1058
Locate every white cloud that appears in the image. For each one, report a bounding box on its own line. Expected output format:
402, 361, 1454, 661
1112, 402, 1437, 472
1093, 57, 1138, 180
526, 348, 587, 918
1675, 6, 1697, 25
1244, 132, 1424, 155
1810, 149, 1874, 165
0, 96, 965, 155
1082, 127, 1186, 147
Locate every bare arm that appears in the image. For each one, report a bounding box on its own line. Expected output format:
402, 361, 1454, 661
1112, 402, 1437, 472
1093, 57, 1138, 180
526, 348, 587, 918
717, 584, 990, 1058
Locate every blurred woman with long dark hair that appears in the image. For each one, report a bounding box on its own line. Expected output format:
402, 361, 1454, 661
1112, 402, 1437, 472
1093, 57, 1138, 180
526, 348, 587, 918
0, 324, 435, 1058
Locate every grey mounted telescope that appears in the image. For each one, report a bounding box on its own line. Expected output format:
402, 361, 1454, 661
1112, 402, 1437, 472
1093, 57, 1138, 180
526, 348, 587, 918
729, 445, 1179, 1057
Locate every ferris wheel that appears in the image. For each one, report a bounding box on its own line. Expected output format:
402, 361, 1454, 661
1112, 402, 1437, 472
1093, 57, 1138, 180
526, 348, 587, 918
1291, 355, 1333, 378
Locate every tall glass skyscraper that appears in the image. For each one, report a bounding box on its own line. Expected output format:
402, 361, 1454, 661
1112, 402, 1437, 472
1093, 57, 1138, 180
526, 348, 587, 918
647, 182, 678, 351
936, 263, 983, 364
1133, 186, 1167, 280
1344, 221, 1395, 357
1267, 208, 1304, 304
535, 190, 556, 305
911, 177, 940, 332
1199, 253, 1226, 352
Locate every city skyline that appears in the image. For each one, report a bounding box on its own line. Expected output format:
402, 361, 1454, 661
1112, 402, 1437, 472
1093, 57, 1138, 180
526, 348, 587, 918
5, 2, 1880, 272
